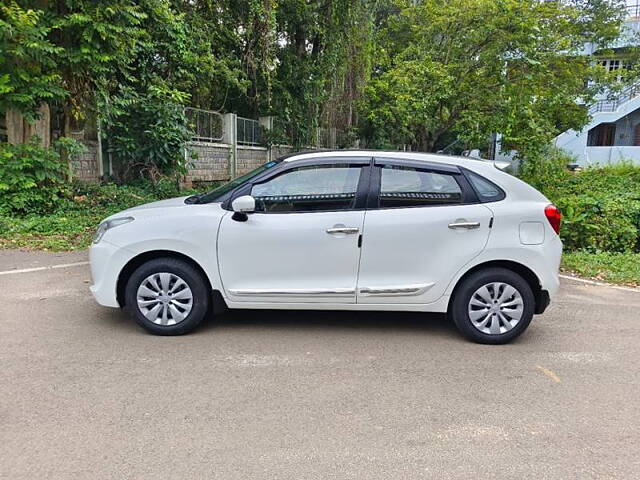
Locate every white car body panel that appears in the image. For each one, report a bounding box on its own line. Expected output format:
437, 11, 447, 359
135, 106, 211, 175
89, 150, 562, 316
90, 202, 227, 307
356, 203, 494, 304
218, 210, 365, 304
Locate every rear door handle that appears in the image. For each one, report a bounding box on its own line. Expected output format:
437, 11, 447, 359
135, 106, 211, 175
326, 227, 359, 234
448, 221, 481, 230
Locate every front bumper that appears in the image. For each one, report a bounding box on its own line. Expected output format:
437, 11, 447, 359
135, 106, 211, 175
89, 240, 132, 308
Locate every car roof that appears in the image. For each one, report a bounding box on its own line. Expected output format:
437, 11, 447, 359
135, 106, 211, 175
279, 149, 493, 170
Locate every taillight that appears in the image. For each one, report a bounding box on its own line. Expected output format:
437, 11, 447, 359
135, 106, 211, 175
544, 204, 562, 234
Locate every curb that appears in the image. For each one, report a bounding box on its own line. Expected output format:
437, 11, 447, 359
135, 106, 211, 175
559, 273, 640, 293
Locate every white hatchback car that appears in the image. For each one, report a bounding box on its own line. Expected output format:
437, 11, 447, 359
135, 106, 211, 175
90, 151, 562, 344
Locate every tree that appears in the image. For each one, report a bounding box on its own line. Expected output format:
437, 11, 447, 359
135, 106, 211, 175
0, 2, 64, 119
271, 0, 375, 147
360, 0, 628, 155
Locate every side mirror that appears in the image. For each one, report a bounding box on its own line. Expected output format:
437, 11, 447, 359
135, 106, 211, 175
231, 195, 256, 222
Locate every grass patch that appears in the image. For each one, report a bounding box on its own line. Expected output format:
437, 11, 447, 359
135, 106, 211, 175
0, 181, 199, 252
562, 251, 640, 286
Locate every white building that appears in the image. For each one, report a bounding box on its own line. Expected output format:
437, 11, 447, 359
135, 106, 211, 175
554, 2, 640, 165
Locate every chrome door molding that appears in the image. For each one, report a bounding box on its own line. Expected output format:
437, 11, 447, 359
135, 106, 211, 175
358, 283, 435, 296
229, 288, 355, 297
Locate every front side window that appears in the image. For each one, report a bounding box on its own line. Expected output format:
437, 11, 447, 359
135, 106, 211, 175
251, 164, 362, 212
199, 160, 279, 203
378, 165, 463, 207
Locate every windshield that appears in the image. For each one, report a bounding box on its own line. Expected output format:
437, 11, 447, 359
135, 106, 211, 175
197, 160, 280, 203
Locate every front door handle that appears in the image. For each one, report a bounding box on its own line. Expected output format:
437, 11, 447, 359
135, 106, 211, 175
326, 227, 359, 234
448, 221, 481, 230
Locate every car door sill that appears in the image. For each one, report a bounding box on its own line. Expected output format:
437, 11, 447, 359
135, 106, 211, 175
229, 288, 355, 297
358, 283, 434, 296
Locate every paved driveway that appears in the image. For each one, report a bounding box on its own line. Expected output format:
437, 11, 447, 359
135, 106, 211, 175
1, 250, 639, 479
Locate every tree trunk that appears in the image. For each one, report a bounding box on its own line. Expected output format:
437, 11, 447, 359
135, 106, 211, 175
5, 110, 25, 145
6, 104, 51, 146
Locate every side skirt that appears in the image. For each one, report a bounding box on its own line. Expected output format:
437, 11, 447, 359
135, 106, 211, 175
222, 295, 450, 313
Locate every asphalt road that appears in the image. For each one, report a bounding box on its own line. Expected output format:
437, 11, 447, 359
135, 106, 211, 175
1, 250, 639, 479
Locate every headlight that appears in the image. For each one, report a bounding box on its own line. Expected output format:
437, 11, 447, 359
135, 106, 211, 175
93, 217, 134, 244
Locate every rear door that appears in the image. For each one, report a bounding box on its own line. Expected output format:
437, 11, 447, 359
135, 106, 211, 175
356, 158, 494, 304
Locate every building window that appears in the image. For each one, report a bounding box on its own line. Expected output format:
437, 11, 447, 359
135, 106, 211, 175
598, 59, 633, 82
600, 59, 621, 72
634, 124, 640, 146
588, 123, 616, 147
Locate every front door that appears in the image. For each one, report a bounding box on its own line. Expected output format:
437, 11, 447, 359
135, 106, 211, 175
357, 160, 493, 305
218, 160, 369, 304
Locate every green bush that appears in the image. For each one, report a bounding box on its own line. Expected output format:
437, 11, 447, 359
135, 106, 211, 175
554, 195, 640, 252
102, 88, 192, 182
518, 146, 573, 199
0, 138, 70, 215
519, 150, 640, 253
0, 179, 197, 251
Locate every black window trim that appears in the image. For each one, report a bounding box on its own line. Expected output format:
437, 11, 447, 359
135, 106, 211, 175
223, 156, 374, 214
368, 157, 480, 210
373, 157, 461, 174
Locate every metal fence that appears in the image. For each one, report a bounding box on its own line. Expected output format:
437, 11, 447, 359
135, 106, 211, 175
185, 107, 224, 143
589, 81, 640, 113
628, 3, 640, 18
236, 116, 262, 146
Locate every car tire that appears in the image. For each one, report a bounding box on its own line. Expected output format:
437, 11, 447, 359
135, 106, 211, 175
125, 257, 210, 335
449, 267, 535, 344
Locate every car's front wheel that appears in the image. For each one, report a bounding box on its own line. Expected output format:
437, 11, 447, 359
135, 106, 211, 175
449, 268, 535, 344
125, 257, 210, 335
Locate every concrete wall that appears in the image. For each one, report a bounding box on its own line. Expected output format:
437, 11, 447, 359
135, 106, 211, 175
71, 141, 101, 182
271, 144, 295, 158
236, 145, 268, 176
584, 146, 640, 165
70, 140, 300, 184
186, 142, 231, 182
187, 143, 296, 182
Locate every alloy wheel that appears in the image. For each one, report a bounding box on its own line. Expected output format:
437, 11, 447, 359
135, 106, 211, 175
467, 282, 524, 335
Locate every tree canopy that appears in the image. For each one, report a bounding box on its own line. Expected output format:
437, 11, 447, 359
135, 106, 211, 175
0, 0, 632, 159
361, 0, 628, 155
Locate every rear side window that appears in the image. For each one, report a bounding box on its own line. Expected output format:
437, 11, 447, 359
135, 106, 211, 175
379, 165, 463, 207
466, 170, 505, 202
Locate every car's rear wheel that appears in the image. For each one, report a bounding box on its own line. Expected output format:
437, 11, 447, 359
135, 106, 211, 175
125, 258, 209, 335
449, 268, 535, 344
